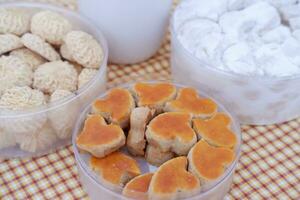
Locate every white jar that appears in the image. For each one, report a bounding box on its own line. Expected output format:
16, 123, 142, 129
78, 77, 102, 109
78, 0, 172, 64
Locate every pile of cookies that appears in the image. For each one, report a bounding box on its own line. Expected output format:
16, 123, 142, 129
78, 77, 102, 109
76, 82, 238, 200
0, 7, 104, 153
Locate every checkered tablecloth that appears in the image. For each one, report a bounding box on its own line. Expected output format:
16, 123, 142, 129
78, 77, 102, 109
0, 0, 299, 199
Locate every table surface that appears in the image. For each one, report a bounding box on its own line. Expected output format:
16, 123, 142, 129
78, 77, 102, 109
0, 0, 299, 200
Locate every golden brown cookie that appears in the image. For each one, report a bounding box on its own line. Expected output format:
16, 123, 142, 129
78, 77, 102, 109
92, 88, 135, 128
146, 112, 197, 155
193, 113, 237, 149
165, 88, 218, 118
148, 157, 200, 200
188, 140, 235, 181
90, 151, 141, 191
76, 115, 125, 158
123, 173, 153, 200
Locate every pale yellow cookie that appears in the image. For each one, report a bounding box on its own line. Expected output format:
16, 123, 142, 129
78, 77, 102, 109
60, 43, 74, 61
31, 11, 72, 45
33, 61, 78, 94
78, 68, 98, 89
10, 48, 46, 70
0, 34, 23, 55
64, 31, 103, 69
21, 33, 61, 61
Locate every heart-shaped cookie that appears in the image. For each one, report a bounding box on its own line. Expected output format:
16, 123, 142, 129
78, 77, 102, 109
123, 173, 154, 200
148, 157, 200, 200
193, 113, 237, 149
146, 112, 197, 155
188, 140, 235, 181
76, 115, 125, 158
92, 88, 135, 128
132, 83, 176, 111
165, 88, 218, 118
90, 151, 141, 191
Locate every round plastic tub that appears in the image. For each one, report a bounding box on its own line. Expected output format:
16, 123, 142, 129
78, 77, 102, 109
72, 82, 242, 200
170, 5, 300, 125
0, 2, 108, 158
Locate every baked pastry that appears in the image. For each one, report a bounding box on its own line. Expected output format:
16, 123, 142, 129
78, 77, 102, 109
193, 113, 237, 149
90, 151, 141, 191
132, 82, 176, 112
146, 112, 197, 155
92, 88, 135, 128
188, 140, 235, 181
165, 88, 217, 118
127, 107, 155, 156
123, 173, 153, 200
148, 157, 200, 200
76, 115, 125, 158
145, 145, 175, 167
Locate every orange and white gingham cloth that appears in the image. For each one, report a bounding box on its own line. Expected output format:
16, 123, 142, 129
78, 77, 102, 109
0, 0, 299, 199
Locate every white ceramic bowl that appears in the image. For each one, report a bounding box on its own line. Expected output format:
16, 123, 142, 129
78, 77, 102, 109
170, 3, 300, 125
72, 82, 242, 200
0, 2, 108, 158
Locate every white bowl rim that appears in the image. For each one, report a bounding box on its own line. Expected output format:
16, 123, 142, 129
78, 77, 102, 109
0, 2, 109, 119
72, 81, 243, 200
170, 1, 300, 82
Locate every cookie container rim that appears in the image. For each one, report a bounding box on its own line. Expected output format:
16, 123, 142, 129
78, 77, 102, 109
170, 1, 300, 81
72, 81, 242, 200
0, 2, 109, 118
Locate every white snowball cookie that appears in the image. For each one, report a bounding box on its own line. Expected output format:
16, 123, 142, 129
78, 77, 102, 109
0, 34, 23, 55
10, 48, 47, 71
21, 33, 61, 61
33, 61, 78, 94
0, 55, 33, 95
0, 86, 48, 151
31, 11, 72, 45
78, 68, 98, 89
64, 31, 104, 69
48, 89, 79, 139
0, 8, 31, 35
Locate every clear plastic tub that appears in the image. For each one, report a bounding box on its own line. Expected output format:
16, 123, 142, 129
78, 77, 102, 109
0, 2, 108, 158
170, 5, 300, 125
72, 82, 242, 200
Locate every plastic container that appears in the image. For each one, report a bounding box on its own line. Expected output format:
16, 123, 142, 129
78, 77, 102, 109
72, 82, 242, 200
170, 9, 300, 126
78, 0, 173, 64
0, 2, 108, 158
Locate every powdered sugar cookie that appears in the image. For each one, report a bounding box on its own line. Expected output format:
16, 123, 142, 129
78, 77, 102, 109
60, 43, 74, 61
31, 11, 72, 45
64, 31, 103, 69
0, 34, 23, 55
21, 33, 61, 61
78, 68, 98, 89
0, 8, 31, 35
0, 55, 33, 95
33, 61, 78, 94
10, 48, 46, 70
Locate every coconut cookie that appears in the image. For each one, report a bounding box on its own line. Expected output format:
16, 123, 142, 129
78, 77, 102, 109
0, 34, 23, 55
90, 152, 141, 191
78, 68, 98, 89
145, 145, 175, 167
10, 48, 46, 70
33, 61, 78, 94
188, 140, 235, 182
193, 113, 237, 149
31, 11, 72, 45
0, 8, 31, 35
21, 33, 61, 61
127, 107, 155, 156
123, 173, 153, 200
132, 83, 177, 112
92, 88, 135, 128
165, 88, 218, 118
64, 31, 104, 68
146, 112, 197, 155
148, 157, 201, 200
77, 115, 125, 158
